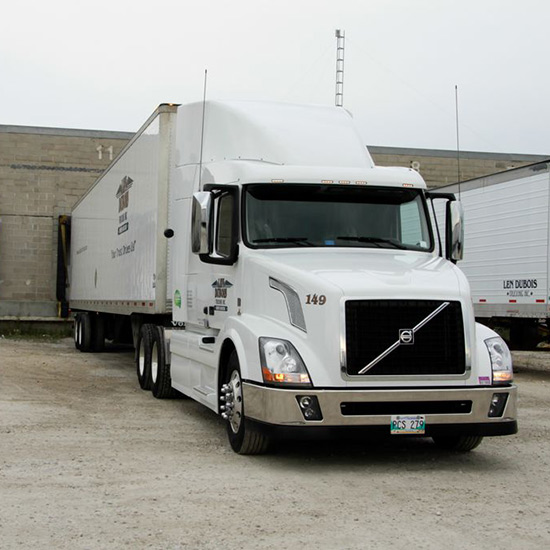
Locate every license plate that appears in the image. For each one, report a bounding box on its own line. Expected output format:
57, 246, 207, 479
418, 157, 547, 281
390, 415, 426, 435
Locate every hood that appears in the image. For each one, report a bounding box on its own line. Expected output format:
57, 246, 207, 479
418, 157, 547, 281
245, 248, 468, 300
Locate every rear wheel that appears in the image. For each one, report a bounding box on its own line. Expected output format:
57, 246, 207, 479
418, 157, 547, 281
136, 324, 154, 390
432, 435, 484, 452
222, 351, 271, 455
92, 314, 105, 352
151, 326, 176, 399
75, 313, 93, 352
74, 315, 82, 350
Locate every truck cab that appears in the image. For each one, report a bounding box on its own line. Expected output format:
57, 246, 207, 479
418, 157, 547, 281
164, 101, 517, 453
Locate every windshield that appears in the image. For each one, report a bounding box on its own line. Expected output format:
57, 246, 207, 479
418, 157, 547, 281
244, 184, 433, 251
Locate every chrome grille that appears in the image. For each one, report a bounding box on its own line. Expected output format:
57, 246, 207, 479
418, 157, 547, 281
345, 300, 466, 376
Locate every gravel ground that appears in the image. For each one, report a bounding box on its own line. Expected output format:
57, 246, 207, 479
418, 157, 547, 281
1, 337, 549, 549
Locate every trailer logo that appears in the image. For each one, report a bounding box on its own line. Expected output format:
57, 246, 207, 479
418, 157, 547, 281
116, 176, 133, 235
111, 240, 136, 259
212, 278, 233, 312
503, 278, 538, 297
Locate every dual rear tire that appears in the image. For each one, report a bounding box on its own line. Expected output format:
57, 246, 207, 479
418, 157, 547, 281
136, 324, 176, 398
74, 312, 104, 352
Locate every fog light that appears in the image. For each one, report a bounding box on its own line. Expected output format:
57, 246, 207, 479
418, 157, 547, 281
488, 393, 508, 418
296, 395, 323, 421
299, 396, 313, 409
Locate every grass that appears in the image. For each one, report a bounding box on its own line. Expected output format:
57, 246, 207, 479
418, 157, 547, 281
0, 323, 72, 341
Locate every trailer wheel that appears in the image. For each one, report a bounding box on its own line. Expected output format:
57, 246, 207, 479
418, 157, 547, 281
74, 315, 82, 350
76, 313, 93, 352
432, 435, 484, 452
92, 314, 105, 352
151, 326, 176, 399
136, 324, 154, 390
222, 351, 271, 455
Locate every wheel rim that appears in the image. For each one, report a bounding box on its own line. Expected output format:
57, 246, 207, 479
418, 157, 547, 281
76, 318, 83, 347
138, 339, 146, 377
151, 342, 159, 383
227, 370, 243, 434
74, 319, 79, 345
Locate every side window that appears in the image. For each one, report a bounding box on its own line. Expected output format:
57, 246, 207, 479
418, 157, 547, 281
216, 193, 234, 258
400, 199, 429, 248
401, 201, 422, 245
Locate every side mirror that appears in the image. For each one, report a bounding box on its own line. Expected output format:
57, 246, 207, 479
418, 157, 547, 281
192, 192, 213, 254
446, 200, 464, 262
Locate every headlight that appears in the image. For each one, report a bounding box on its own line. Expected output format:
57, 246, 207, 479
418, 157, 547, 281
259, 338, 312, 386
485, 336, 513, 384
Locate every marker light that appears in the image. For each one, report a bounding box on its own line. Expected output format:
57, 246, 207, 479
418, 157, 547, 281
485, 337, 513, 384
260, 338, 312, 386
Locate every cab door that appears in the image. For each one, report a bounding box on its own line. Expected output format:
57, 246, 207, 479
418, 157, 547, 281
188, 185, 240, 330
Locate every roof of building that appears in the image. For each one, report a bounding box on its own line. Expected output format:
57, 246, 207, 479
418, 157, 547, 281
367, 145, 548, 162
0, 124, 134, 140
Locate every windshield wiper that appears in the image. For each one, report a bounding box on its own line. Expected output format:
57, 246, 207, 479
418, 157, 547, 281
336, 236, 408, 249
252, 237, 314, 246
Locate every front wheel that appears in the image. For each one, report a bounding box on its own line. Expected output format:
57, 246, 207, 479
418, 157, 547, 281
432, 435, 484, 452
222, 351, 271, 455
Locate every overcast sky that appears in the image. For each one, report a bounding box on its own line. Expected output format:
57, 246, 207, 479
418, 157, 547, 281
1, 0, 549, 155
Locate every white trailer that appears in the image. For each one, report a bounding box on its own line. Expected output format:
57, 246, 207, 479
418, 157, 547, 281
69, 101, 517, 454
437, 161, 550, 347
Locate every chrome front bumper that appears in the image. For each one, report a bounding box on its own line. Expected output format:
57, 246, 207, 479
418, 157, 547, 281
243, 382, 517, 429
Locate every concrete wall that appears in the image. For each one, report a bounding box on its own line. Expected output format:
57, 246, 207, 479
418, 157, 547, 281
369, 146, 548, 188
0, 126, 133, 317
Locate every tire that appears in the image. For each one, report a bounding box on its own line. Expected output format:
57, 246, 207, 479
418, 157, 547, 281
150, 326, 176, 399
92, 314, 105, 352
222, 351, 271, 455
78, 313, 93, 352
432, 435, 484, 452
136, 324, 154, 391
74, 315, 82, 350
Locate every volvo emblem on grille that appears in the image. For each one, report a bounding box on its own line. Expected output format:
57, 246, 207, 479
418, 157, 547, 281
357, 301, 451, 375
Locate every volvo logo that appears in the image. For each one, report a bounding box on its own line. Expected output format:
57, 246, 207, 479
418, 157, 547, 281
358, 302, 451, 375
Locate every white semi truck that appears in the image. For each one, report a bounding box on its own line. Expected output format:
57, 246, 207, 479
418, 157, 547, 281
69, 101, 517, 454
438, 161, 550, 348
